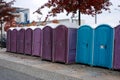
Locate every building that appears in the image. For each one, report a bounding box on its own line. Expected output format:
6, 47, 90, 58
1, 7, 30, 39
37, 18, 85, 26
14, 7, 30, 24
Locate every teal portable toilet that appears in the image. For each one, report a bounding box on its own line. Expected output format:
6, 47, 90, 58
93, 24, 113, 69
76, 25, 93, 65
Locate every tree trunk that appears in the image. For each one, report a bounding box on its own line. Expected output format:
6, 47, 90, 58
78, 10, 81, 25
0, 22, 2, 49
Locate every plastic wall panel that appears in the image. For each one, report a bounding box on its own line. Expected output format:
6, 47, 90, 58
6, 30, 11, 52
67, 28, 77, 64
113, 25, 120, 69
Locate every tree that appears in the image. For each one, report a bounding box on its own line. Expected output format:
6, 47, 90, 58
0, 0, 18, 23
0, 0, 17, 21
0, 0, 18, 30
35, 0, 112, 25
0, 0, 17, 48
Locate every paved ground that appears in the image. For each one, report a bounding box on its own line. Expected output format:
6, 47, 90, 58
0, 66, 42, 80
0, 48, 120, 80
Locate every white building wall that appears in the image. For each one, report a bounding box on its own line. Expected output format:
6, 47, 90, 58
15, 12, 25, 23
37, 19, 85, 26
15, 8, 30, 23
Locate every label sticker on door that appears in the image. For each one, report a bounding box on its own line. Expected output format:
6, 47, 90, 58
100, 45, 105, 49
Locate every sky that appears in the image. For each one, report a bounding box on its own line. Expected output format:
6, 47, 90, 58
6, 0, 120, 27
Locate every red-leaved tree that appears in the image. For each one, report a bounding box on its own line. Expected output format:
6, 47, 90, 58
35, 0, 112, 25
0, 0, 17, 22
0, 0, 18, 31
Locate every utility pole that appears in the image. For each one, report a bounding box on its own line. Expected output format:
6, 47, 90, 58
95, 14, 97, 24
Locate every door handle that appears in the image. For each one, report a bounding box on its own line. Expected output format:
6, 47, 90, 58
86, 43, 88, 47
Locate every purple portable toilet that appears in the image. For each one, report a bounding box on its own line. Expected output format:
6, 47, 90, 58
52, 23, 78, 64
113, 25, 120, 70
6, 29, 11, 52
17, 28, 25, 54
32, 26, 43, 56
24, 28, 33, 55
10, 28, 17, 53
42, 26, 53, 60
42, 23, 59, 61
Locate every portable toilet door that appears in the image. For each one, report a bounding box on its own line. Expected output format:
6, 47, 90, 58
76, 25, 93, 65
24, 28, 33, 55
113, 25, 120, 69
10, 29, 17, 53
53, 25, 68, 63
17, 29, 25, 54
42, 26, 53, 60
32, 28, 42, 56
93, 24, 113, 68
6, 29, 11, 52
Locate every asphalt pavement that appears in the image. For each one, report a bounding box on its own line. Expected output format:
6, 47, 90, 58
0, 66, 43, 80
0, 48, 120, 80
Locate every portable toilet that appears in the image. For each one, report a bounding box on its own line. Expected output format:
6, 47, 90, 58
32, 26, 44, 56
42, 26, 52, 60
42, 23, 59, 61
17, 28, 25, 54
76, 25, 93, 65
93, 24, 113, 68
10, 28, 18, 53
113, 25, 120, 70
24, 27, 33, 55
6, 29, 12, 52
52, 23, 78, 64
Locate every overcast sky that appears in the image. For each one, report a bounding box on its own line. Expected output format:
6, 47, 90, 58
6, 0, 120, 27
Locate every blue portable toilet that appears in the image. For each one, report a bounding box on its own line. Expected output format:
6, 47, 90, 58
93, 24, 113, 68
76, 25, 93, 65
